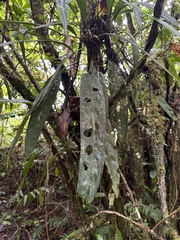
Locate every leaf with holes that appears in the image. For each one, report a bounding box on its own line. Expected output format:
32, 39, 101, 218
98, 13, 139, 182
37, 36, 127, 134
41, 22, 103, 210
105, 129, 119, 198
77, 69, 107, 203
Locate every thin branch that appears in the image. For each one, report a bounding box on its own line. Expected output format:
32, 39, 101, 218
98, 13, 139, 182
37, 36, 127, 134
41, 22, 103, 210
30, 0, 76, 96
2, 32, 41, 92
93, 210, 164, 240
42, 127, 70, 185
144, 0, 164, 52
153, 206, 180, 231
126, 12, 136, 35
0, 59, 35, 102
74, 39, 83, 81
119, 169, 142, 220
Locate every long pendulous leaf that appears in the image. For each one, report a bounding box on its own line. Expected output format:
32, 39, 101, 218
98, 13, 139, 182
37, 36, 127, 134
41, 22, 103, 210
77, 66, 120, 203
25, 66, 62, 154
77, 68, 107, 203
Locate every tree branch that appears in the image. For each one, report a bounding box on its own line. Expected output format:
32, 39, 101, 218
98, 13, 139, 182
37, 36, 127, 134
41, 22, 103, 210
30, 0, 74, 94
0, 59, 35, 102
144, 0, 164, 52
1, 32, 41, 92
94, 210, 164, 240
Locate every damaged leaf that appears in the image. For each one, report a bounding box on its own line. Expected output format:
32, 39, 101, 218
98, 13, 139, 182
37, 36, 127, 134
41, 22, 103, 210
77, 66, 120, 203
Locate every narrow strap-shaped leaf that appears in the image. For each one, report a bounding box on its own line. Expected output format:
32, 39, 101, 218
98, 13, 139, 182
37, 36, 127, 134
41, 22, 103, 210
75, 0, 87, 20
25, 67, 62, 154
157, 95, 177, 121
136, 2, 178, 26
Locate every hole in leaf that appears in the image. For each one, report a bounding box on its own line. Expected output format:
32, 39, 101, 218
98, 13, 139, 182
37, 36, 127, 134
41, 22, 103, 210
84, 97, 91, 102
85, 145, 93, 155
92, 87, 99, 91
84, 128, 93, 137
95, 122, 99, 130
84, 163, 88, 170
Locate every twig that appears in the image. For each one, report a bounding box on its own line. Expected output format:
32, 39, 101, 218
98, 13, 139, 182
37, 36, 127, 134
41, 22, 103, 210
94, 210, 164, 240
153, 206, 180, 231
24, 228, 32, 240
119, 169, 142, 220
2, 32, 41, 92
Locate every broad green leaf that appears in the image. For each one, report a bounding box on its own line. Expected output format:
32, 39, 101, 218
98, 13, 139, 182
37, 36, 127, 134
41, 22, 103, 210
145, 192, 154, 204
77, 68, 107, 203
76, 0, 86, 20
157, 95, 177, 121
77, 66, 120, 202
25, 66, 62, 154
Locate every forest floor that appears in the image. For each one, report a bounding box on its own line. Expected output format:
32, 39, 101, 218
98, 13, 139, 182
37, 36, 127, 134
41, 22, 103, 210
0, 145, 82, 240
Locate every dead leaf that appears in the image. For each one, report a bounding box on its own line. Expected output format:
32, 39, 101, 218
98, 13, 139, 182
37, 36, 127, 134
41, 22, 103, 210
57, 108, 71, 138
170, 43, 180, 57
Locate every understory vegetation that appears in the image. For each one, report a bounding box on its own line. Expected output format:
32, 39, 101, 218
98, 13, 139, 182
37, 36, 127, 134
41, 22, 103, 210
1, 0, 180, 239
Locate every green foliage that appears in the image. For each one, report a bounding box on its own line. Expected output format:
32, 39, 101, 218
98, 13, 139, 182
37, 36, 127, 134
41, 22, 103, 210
0, 212, 12, 227
92, 224, 123, 240
1, 0, 180, 239
18, 187, 49, 206
76, 0, 87, 20
124, 200, 162, 224
30, 224, 44, 240
93, 224, 115, 239
136, 2, 178, 27
112, 1, 129, 22
157, 95, 177, 121
25, 66, 62, 154
155, 17, 180, 41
